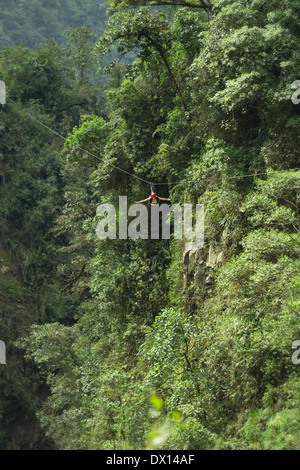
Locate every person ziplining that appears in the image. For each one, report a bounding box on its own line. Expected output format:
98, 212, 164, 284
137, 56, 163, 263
134, 192, 171, 205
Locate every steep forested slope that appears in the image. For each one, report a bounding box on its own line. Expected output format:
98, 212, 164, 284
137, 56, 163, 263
1, 0, 300, 451
0, 28, 102, 448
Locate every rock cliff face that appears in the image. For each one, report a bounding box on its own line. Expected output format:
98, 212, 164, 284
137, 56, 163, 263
183, 243, 224, 312
4, 413, 55, 450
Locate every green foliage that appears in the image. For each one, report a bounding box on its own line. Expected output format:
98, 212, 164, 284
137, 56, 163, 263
2, 0, 300, 451
0, 28, 102, 448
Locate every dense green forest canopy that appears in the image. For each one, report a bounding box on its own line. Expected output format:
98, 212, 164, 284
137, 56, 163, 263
0, 0, 300, 450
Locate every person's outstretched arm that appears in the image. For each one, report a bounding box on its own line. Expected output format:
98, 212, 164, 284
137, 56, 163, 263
157, 196, 171, 201
134, 196, 151, 204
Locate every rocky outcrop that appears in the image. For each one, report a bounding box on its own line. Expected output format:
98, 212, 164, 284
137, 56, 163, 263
183, 243, 224, 313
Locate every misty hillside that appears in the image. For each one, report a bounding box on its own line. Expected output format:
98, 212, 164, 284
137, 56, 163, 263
0, 0, 107, 49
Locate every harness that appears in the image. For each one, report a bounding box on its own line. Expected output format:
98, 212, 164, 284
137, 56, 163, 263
148, 196, 159, 206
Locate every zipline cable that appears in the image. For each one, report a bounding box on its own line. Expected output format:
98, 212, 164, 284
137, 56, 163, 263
10, 99, 151, 186
9, 99, 300, 188
154, 167, 300, 185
